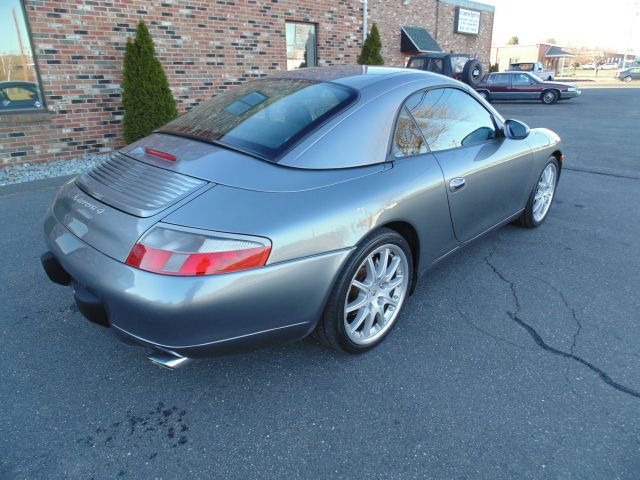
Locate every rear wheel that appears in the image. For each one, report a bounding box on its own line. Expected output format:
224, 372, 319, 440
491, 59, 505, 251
517, 157, 559, 228
624, 76, 632, 83
315, 228, 412, 353
541, 89, 558, 104
477, 90, 490, 101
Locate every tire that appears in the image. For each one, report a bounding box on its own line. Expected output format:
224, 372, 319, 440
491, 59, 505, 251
462, 60, 484, 86
624, 76, 632, 83
541, 89, 558, 104
477, 90, 490, 101
314, 228, 413, 353
517, 157, 559, 228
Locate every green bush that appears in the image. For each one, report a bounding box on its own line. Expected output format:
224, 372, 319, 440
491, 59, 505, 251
357, 23, 384, 65
122, 20, 177, 144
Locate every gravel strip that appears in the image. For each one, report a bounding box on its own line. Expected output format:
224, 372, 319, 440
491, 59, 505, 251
0, 153, 108, 187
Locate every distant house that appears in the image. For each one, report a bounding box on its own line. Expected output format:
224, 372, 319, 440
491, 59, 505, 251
491, 43, 575, 73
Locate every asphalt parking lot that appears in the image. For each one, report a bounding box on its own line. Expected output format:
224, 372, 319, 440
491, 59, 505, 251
1, 86, 639, 479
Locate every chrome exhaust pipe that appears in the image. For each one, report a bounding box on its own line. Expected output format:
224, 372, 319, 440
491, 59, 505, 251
147, 350, 192, 370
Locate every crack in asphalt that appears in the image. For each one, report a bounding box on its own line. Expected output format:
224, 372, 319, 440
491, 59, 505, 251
535, 277, 582, 356
454, 304, 526, 351
484, 249, 640, 401
564, 167, 639, 181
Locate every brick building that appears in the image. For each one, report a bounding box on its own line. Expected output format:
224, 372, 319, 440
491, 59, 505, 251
0, 0, 494, 166
491, 43, 576, 75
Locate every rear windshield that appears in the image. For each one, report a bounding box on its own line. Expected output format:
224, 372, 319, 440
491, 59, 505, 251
511, 63, 534, 71
159, 79, 357, 161
450, 55, 469, 74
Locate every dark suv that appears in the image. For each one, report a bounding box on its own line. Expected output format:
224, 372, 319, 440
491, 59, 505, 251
406, 53, 484, 86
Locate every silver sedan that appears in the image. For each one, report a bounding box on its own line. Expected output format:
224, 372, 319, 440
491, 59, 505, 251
41, 66, 563, 368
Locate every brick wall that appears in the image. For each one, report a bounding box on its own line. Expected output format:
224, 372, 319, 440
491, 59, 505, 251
369, 0, 493, 69
1, 0, 495, 167
368, 0, 438, 67
434, 1, 493, 70
1, 0, 363, 166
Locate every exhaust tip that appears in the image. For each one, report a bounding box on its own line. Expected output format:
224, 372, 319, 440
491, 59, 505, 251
147, 350, 192, 370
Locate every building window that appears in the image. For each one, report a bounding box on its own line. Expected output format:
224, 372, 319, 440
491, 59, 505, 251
0, 1, 45, 112
286, 22, 317, 70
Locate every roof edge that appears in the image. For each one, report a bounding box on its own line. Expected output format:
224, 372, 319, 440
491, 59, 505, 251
438, 0, 495, 13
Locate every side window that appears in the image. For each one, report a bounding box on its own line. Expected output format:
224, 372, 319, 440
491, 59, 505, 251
392, 107, 427, 158
407, 58, 425, 70
488, 74, 510, 85
428, 59, 443, 74
405, 88, 497, 152
512, 73, 531, 85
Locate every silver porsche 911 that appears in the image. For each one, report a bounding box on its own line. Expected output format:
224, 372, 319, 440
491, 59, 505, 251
41, 66, 563, 368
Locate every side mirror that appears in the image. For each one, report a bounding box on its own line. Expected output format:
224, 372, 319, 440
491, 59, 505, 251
504, 119, 530, 140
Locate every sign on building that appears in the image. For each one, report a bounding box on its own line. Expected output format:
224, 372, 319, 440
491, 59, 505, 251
454, 7, 480, 35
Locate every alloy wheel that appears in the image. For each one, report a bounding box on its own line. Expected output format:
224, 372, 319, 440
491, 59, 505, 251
343, 244, 409, 346
533, 163, 557, 222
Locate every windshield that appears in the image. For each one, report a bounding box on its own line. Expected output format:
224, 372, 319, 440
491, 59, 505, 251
160, 79, 357, 161
511, 63, 534, 71
527, 72, 543, 82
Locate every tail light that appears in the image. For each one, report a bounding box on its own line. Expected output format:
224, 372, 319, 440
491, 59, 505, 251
126, 224, 271, 276
144, 147, 177, 162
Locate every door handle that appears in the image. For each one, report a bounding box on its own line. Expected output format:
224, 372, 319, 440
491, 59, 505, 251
449, 177, 466, 192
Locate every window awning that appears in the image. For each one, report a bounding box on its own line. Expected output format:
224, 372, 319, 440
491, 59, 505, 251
401, 26, 442, 54
545, 46, 575, 57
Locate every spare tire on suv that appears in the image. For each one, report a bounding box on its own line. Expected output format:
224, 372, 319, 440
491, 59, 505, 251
462, 60, 484, 86
406, 53, 485, 87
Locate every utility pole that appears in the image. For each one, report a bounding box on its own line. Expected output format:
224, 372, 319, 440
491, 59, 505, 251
623, 0, 640, 69
12, 7, 29, 81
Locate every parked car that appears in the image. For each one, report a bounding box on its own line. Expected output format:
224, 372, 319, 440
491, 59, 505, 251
41, 66, 563, 367
600, 63, 619, 70
616, 67, 640, 82
0, 81, 43, 111
475, 72, 581, 104
407, 52, 484, 85
580, 63, 596, 70
508, 62, 555, 81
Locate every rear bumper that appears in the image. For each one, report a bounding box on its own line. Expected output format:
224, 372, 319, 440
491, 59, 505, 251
43, 208, 351, 357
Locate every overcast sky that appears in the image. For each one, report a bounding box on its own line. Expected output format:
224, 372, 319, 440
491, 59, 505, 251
485, 0, 640, 53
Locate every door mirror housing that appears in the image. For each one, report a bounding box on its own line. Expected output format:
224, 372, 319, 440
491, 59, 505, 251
504, 119, 530, 140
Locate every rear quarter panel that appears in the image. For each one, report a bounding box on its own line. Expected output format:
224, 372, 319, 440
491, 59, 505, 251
163, 153, 457, 274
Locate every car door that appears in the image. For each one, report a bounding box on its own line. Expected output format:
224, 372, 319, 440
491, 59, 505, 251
486, 73, 511, 99
404, 87, 533, 242
510, 73, 539, 100
633, 68, 640, 79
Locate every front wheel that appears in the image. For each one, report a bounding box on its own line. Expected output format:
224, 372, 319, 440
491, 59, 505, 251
541, 89, 558, 104
315, 228, 413, 353
477, 90, 490, 101
624, 76, 632, 83
517, 158, 559, 228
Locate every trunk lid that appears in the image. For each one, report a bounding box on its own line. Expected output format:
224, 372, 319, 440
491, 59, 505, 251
65, 133, 384, 260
